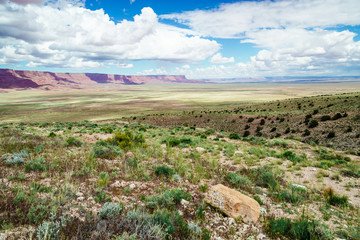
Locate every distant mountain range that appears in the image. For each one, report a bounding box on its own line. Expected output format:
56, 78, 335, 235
0, 69, 201, 89
201, 76, 360, 84
1, 68, 359, 90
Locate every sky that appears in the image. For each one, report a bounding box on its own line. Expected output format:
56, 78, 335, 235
0, 0, 360, 79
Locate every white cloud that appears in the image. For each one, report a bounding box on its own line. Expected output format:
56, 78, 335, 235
0, 0, 85, 6
161, 0, 360, 38
182, 64, 190, 69
210, 53, 234, 64
129, 0, 135, 4
160, 0, 360, 77
0, 2, 220, 68
111, 63, 134, 68
242, 28, 360, 74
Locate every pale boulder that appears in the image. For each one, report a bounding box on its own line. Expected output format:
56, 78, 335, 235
205, 184, 260, 223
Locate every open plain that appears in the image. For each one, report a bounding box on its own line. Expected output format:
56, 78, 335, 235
1, 81, 359, 239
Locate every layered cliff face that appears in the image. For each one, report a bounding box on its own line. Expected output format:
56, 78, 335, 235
0, 69, 195, 89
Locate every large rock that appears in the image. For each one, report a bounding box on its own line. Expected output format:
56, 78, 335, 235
205, 184, 260, 223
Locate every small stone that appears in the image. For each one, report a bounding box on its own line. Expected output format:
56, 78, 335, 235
216, 225, 227, 231
292, 183, 306, 189
129, 183, 136, 190
77, 197, 84, 201
228, 217, 235, 225
234, 150, 243, 155
76, 192, 84, 197
215, 237, 225, 240
260, 207, 267, 215
257, 234, 266, 240
196, 147, 206, 153
217, 133, 224, 138
181, 199, 189, 205
125, 151, 134, 159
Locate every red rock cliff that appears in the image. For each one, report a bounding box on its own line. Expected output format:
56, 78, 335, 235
0, 69, 198, 89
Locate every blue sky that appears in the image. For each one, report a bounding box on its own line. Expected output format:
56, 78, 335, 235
0, 0, 360, 78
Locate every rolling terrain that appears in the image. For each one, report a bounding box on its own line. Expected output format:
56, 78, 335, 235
0, 81, 359, 239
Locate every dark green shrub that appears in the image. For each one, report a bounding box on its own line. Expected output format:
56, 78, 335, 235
267, 216, 332, 240
327, 131, 335, 138
179, 137, 193, 146
260, 119, 265, 125
323, 188, 348, 207
285, 127, 290, 134
204, 128, 215, 136
94, 191, 111, 203
195, 203, 206, 220
106, 131, 145, 149
248, 118, 254, 123
92, 140, 121, 159
321, 115, 331, 121
166, 137, 180, 147
346, 126, 352, 133
243, 131, 250, 137
27, 203, 52, 224
227, 173, 252, 189
340, 164, 360, 178
100, 126, 113, 133
308, 120, 319, 128
202, 229, 211, 240
48, 132, 56, 137
144, 189, 191, 209
280, 151, 305, 163
332, 113, 342, 120
254, 195, 263, 205
198, 184, 208, 193
279, 186, 308, 204
229, 133, 241, 139
327, 194, 348, 207
270, 127, 277, 132
303, 129, 311, 136
25, 157, 47, 172
152, 209, 189, 238
268, 217, 291, 237
65, 137, 83, 147
155, 166, 174, 178
139, 127, 147, 132
248, 166, 280, 190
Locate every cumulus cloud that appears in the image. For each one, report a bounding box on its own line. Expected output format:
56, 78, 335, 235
5, 0, 46, 4
210, 53, 234, 64
0, 0, 84, 6
143, 28, 360, 79
160, 0, 360, 77
0, 2, 219, 68
239, 28, 360, 76
161, 0, 360, 38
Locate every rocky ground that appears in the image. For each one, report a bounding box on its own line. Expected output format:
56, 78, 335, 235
0, 119, 359, 239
